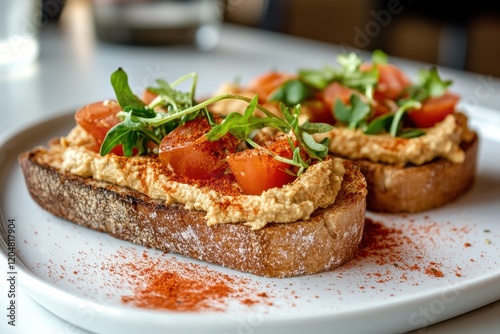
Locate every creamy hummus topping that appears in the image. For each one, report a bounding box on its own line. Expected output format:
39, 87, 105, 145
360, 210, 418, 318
325, 112, 473, 165
59, 126, 345, 230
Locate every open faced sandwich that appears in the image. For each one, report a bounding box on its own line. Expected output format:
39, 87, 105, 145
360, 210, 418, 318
19, 69, 367, 278
210, 50, 478, 213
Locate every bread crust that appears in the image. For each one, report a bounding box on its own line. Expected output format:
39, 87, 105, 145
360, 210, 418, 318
19, 147, 367, 278
356, 132, 478, 213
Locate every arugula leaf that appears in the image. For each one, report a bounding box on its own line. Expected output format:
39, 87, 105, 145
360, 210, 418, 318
206, 95, 272, 141
110, 68, 146, 109
298, 67, 336, 90
100, 112, 151, 156
268, 79, 312, 106
284, 104, 330, 161
298, 51, 379, 97
364, 113, 394, 135
336, 53, 378, 97
363, 100, 422, 137
371, 49, 388, 64
301, 132, 328, 159
147, 74, 198, 113
418, 67, 452, 98
398, 128, 425, 138
102, 70, 204, 156
403, 67, 453, 103
334, 94, 371, 129
299, 119, 334, 134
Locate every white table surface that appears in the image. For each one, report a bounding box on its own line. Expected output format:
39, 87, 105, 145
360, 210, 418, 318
1, 9, 500, 334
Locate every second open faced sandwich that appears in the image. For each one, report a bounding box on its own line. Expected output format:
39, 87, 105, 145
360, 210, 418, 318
210, 50, 478, 213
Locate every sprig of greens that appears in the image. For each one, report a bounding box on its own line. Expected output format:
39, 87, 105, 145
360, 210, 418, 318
101, 69, 204, 155
334, 94, 371, 129
301, 50, 452, 138
298, 51, 380, 98
335, 92, 424, 138
402, 66, 453, 103
265, 51, 381, 109
206, 96, 333, 175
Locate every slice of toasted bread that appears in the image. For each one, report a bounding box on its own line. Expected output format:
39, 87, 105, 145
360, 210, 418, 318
355, 132, 478, 213
18, 145, 367, 278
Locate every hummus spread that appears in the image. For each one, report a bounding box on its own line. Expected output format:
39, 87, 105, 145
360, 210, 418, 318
325, 112, 475, 165
58, 126, 345, 230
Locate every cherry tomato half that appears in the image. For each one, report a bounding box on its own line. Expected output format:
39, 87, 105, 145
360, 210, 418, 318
74, 100, 124, 155
321, 82, 357, 118
159, 118, 238, 179
361, 63, 412, 101
407, 92, 460, 128
227, 139, 296, 195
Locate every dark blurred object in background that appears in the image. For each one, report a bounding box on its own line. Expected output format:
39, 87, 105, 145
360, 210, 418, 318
224, 0, 500, 78
42, 0, 66, 22
91, 0, 222, 50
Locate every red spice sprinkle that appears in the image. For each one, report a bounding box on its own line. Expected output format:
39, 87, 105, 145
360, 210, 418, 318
426, 267, 444, 278
121, 271, 233, 312
100, 249, 272, 312
464, 242, 472, 247
351, 218, 452, 280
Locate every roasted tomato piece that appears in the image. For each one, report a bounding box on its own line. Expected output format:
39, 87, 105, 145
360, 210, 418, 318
227, 138, 297, 195
407, 92, 460, 128
74, 100, 124, 155
361, 62, 412, 101
247, 71, 296, 102
321, 82, 357, 116
159, 117, 238, 179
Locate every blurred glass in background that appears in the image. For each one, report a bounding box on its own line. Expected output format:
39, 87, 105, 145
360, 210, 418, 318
91, 0, 223, 51
0, 0, 41, 70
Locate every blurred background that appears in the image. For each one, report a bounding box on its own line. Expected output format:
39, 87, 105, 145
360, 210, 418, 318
43, 0, 500, 77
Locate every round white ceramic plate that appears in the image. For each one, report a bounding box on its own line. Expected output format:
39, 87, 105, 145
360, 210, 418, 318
1, 108, 499, 334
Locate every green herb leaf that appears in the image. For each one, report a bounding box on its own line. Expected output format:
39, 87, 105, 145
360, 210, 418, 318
418, 67, 452, 98
301, 132, 329, 159
389, 100, 422, 137
398, 128, 426, 138
110, 68, 146, 109
298, 67, 336, 90
299, 119, 334, 134
404, 67, 453, 103
365, 113, 394, 135
206, 95, 272, 141
371, 49, 388, 64
268, 79, 312, 106
102, 70, 206, 156
336, 53, 378, 97
334, 94, 371, 129
100, 119, 147, 156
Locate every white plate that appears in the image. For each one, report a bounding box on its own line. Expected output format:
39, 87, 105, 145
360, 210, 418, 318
1, 109, 499, 334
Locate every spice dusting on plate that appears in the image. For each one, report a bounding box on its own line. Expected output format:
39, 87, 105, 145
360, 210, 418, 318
344, 217, 477, 282
101, 249, 273, 312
